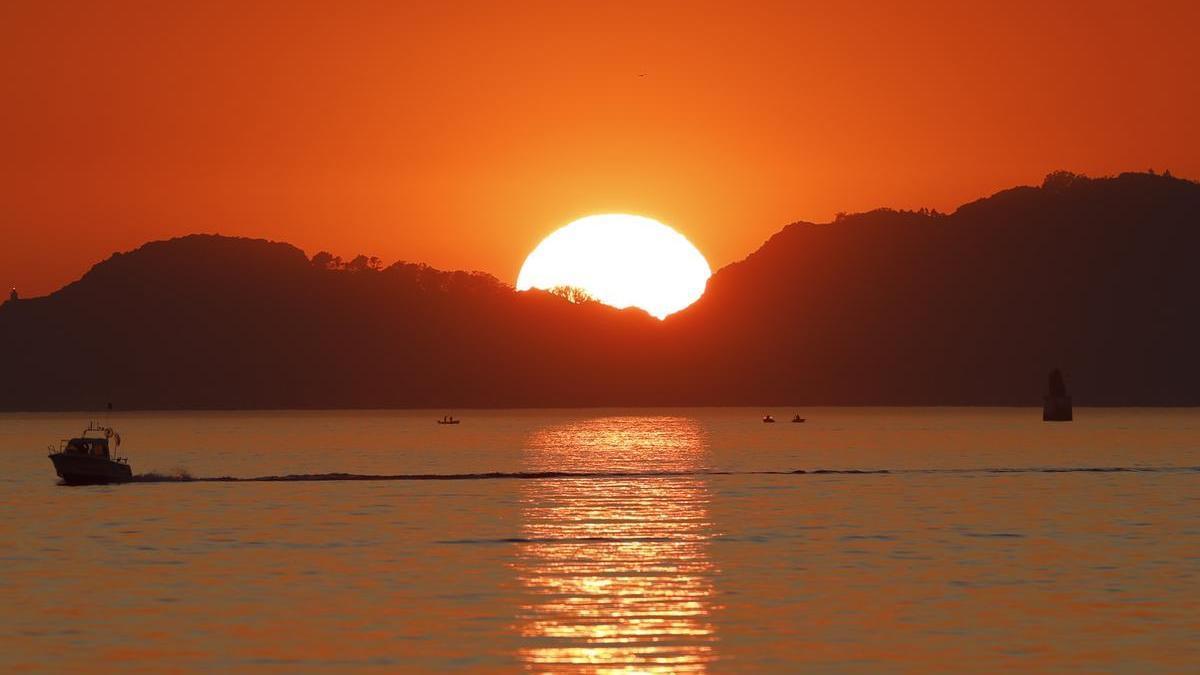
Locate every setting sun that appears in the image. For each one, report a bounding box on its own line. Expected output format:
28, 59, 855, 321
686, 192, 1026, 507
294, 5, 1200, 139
516, 214, 712, 319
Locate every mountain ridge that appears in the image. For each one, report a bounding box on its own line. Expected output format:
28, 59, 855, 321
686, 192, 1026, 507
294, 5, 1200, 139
3, 171, 1198, 409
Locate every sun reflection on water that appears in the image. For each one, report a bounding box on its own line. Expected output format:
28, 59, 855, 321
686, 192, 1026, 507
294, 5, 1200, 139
515, 417, 718, 673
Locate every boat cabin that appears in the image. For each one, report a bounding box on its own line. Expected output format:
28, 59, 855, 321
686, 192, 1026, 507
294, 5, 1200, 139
62, 436, 111, 458
56, 423, 121, 459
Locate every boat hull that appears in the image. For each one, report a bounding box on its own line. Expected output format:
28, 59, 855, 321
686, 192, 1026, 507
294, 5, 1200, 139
49, 453, 133, 485
1043, 395, 1073, 422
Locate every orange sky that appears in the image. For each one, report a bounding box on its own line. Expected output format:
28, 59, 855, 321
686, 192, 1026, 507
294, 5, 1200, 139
3, 1, 1198, 296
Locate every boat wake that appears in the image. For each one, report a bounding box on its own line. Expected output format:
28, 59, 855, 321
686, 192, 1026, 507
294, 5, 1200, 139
132, 469, 195, 482
134, 470, 708, 482
126, 465, 1200, 483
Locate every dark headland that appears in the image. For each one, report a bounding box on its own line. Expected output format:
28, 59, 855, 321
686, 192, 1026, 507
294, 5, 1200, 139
3, 171, 1199, 410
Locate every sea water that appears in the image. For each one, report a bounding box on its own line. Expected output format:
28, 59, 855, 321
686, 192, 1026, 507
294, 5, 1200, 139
1, 408, 1197, 671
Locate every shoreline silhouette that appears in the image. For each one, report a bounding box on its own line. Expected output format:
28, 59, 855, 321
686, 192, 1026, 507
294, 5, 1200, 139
4, 171, 1199, 410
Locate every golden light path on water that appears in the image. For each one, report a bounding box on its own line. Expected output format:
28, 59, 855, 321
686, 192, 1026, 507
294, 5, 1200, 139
515, 417, 718, 672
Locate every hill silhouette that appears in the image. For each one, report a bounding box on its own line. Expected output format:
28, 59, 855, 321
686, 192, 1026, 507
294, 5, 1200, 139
658, 170, 1200, 405
2, 171, 1198, 409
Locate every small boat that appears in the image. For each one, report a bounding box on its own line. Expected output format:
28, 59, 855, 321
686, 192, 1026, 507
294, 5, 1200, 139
48, 422, 132, 485
1043, 369, 1073, 422
791, 415, 806, 423
437, 416, 461, 425
762, 415, 776, 423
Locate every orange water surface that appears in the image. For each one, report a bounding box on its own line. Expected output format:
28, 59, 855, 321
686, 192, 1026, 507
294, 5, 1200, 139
1, 408, 1197, 671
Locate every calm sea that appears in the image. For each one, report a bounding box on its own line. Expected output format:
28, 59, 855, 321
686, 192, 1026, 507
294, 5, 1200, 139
1, 408, 1197, 672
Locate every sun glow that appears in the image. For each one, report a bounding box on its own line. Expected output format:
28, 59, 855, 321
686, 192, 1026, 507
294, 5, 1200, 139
516, 214, 712, 319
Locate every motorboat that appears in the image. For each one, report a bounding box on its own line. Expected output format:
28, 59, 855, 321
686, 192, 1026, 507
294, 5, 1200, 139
437, 416, 461, 425
48, 422, 132, 485
762, 415, 776, 423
